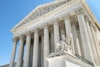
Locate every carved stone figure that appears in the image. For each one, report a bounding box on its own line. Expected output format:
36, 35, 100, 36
55, 35, 72, 52
49, 34, 73, 57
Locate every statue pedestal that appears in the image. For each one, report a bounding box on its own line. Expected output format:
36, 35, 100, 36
46, 54, 93, 67
47, 55, 66, 67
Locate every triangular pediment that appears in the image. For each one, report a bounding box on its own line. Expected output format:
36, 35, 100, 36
12, 0, 70, 30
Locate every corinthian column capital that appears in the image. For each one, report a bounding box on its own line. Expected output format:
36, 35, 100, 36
89, 22, 97, 31
84, 15, 89, 21
26, 31, 31, 36
44, 25, 48, 29
53, 20, 59, 25
13, 37, 18, 42
75, 8, 84, 15
19, 35, 24, 39
64, 15, 70, 20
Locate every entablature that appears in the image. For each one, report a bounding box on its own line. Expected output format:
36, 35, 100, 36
12, 0, 82, 38
11, 0, 100, 38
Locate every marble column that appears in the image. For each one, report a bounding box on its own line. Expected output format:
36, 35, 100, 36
43, 25, 49, 67
77, 12, 94, 62
93, 27, 100, 57
24, 33, 31, 67
9, 38, 17, 67
77, 28, 85, 57
41, 35, 44, 67
29, 43, 33, 67
72, 24, 81, 56
64, 16, 75, 54
16, 36, 24, 67
53, 22, 60, 51
32, 30, 39, 67
50, 31, 54, 52
85, 20, 100, 65
90, 23, 100, 64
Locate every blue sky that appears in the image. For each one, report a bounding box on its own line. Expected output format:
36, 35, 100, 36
0, 0, 100, 66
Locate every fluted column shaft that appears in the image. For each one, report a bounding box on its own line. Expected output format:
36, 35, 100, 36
32, 30, 39, 67
50, 31, 54, 52
64, 16, 75, 54
53, 22, 60, 51
90, 24, 100, 64
77, 28, 85, 57
43, 26, 49, 67
16, 36, 24, 67
72, 25, 81, 56
24, 33, 31, 67
41, 35, 44, 67
9, 38, 17, 67
77, 13, 94, 61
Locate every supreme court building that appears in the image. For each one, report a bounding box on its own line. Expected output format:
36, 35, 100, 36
9, 0, 100, 67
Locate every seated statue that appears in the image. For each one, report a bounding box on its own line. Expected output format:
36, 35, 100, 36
49, 34, 73, 57
55, 34, 72, 53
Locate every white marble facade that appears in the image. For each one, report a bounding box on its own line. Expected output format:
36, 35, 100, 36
9, 0, 100, 67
